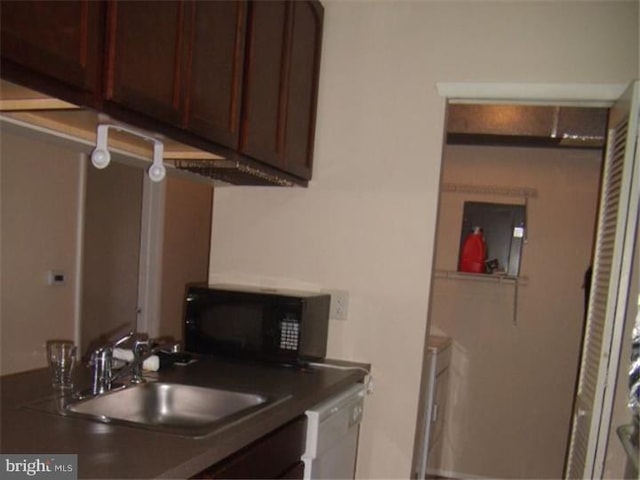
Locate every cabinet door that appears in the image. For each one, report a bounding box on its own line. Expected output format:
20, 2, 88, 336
240, 0, 323, 180
240, 0, 288, 168
184, 1, 247, 149
191, 416, 306, 479
104, 0, 187, 125
282, 0, 323, 180
0, 0, 101, 95
279, 461, 304, 479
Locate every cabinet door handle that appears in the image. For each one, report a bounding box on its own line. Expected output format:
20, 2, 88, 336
432, 403, 439, 423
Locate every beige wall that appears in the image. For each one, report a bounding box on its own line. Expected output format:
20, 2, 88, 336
1, 129, 81, 375
159, 176, 213, 341
209, 1, 639, 478
431, 145, 602, 478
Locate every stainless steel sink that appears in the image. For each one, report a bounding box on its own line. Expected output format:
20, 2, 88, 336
63, 382, 280, 436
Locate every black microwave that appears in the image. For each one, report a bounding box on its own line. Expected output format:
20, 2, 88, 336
184, 284, 330, 365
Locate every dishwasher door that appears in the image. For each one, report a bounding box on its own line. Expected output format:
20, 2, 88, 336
302, 383, 366, 480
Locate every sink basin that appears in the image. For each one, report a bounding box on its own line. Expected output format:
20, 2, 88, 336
64, 382, 278, 436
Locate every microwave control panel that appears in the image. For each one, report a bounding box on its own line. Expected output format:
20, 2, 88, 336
279, 318, 300, 351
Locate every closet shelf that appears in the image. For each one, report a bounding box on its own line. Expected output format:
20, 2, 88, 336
435, 269, 528, 285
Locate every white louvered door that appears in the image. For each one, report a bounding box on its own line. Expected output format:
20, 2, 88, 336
565, 81, 640, 479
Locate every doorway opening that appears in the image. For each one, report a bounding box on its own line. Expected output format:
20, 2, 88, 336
416, 101, 608, 479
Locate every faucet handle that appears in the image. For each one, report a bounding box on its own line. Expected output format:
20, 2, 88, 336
112, 330, 136, 348
112, 330, 150, 349
133, 336, 150, 357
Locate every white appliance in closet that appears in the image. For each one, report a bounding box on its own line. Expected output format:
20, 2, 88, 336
416, 335, 452, 479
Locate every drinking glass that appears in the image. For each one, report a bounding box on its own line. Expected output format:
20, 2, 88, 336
46, 340, 77, 390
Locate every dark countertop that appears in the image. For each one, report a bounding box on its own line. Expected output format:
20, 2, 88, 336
1, 357, 368, 479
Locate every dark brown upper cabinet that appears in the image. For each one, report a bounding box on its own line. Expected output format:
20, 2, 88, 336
0, 0, 102, 104
240, 0, 324, 180
104, 0, 188, 126
104, 0, 247, 149
184, 1, 247, 149
0, 0, 324, 184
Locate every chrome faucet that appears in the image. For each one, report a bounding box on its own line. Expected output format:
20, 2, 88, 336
89, 331, 179, 396
90, 331, 137, 395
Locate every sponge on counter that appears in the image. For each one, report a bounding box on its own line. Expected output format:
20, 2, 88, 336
113, 348, 160, 372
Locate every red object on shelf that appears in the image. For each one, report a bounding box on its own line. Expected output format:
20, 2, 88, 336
459, 227, 486, 273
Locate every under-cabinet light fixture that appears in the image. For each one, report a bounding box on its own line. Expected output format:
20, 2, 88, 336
91, 123, 166, 182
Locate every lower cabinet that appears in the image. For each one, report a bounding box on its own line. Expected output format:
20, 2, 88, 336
278, 461, 306, 479
191, 416, 307, 479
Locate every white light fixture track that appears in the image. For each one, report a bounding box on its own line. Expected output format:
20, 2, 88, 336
91, 123, 166, 182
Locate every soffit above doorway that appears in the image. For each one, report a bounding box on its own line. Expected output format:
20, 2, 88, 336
446, 104, 608, 149
436, 82, 626, 106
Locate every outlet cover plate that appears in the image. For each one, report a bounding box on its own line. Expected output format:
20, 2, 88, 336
327, 289, 349, 320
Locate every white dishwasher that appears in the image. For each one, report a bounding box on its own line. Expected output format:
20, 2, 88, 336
302, 383, 366, 480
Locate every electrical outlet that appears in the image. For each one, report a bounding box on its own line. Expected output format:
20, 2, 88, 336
328, 289, 349, 320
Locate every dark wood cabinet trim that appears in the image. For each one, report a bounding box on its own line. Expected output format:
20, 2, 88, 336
229, 1, 247, 137
104, 0, 118, 99
78, 2, 90, 69
306, 1, 324, 173
182, 1, 196, 127
172, 1, 187, 113
276, 1, 293, 158
238, 0, 255, 152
